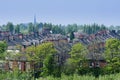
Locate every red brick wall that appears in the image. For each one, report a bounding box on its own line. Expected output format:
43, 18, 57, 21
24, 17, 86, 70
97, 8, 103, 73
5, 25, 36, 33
99, 61, 106, 67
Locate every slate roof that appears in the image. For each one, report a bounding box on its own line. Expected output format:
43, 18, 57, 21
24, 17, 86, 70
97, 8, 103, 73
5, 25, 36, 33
73, 30, 120, 60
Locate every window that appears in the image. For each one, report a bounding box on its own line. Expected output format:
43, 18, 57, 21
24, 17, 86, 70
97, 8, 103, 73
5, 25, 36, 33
89, 62, 94, 68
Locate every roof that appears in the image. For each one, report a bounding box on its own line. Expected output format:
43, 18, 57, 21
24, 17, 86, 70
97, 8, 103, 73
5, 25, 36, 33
86, 52, 105, 60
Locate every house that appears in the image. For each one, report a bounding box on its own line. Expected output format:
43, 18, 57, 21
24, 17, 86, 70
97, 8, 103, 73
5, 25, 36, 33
42, 34, 71, 66
0, 29, 71, 71
1, 29, 120, 70
73, 30, 120, 68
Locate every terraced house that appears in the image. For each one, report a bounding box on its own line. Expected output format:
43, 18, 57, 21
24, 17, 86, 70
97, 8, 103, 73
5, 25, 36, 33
0, 28, 71, 71
0, 27, 120, 71
73, 30, 120, 67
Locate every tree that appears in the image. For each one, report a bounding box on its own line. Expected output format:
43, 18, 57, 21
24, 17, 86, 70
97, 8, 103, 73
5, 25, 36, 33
69, 43, 88, 64
67, 43, 88, 73
105, 38, 120, 60
100, 24, 107, 30
0, 41, 7, 54
104, 38, 120, 73
6, 22, 14, 34
66, 24, 78, 34
70, 31, 75, 40
109, 25, 115, 31
15, 24, 20, 34
34, 42, 57, 62
52, 25, 65, 35
36, 23, 43, 32
28, 23, 34, 33
42, 55, 56, 76
26, 42, 57, 77
82, 23, 107, 34
43, 23, 52, 30
0, 41, 7, 59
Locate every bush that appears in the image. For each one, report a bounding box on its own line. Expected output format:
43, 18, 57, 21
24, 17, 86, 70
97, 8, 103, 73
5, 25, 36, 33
38, 73, 120, 80
0, 70, 33, 80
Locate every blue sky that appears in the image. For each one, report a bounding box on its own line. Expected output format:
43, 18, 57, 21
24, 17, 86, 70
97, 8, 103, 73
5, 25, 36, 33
0, 0, 120, 26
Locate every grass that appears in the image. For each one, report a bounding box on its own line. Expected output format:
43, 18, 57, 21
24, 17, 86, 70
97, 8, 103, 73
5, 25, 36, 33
0, 70, 33, 80
1, 70, 120, 80
38, 73, 120, 80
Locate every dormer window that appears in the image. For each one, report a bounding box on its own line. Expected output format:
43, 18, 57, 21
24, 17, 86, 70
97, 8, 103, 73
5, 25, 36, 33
96, 62, 100, 67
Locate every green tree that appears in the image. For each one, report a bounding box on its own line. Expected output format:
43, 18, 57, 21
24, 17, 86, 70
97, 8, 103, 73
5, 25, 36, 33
43, 23, 52, 30
70, 31, 75, 40
15, 24, 20, 34
6, 22, 14, 34
28, 23, 34, 33
66, 24, 78, 34
42, 55, 56, 76
26, 42, 57, 77
36, 23, 43, 32
0, 41, 7, 54
82, 23, 107, 34
104, 38, 120, 73
67, 43, 88, 74
100, 24, 106, 30
105, 38, 120, 60
109, 25, 115, 31
0, 41, 7, 59
52, 25, 65, 35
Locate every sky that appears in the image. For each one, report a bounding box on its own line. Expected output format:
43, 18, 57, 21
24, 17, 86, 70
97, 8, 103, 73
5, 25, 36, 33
0, 0, 120, 26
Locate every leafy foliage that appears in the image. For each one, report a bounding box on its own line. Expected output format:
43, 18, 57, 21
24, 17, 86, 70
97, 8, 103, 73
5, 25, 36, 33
38, 73, 120, 80
15, 24, 20, 34
0, 69, 33, 80
0, 41, 7, 54
0, 41, 7, 59
70, 31, 75, 40
26, 42, 57, 77
69, 43, 88, 63
6, 22, 14, 34
0, 22, 110, 35
28, 23, 34, 33
104, 38, 120, 74
65, 43, 88, 74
